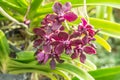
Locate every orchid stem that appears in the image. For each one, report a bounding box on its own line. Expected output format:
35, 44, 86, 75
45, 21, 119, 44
83, 0, 89, 23
65, 20, 70, 31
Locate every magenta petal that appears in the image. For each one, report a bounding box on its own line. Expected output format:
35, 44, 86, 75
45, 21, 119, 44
50, 58, 56, 69
43, 44, 51, 53
70, 31, 80, 39
82, 36, 88, 45
52, 21, 62, 31
81, 18, 87, 26
55, 43, 65, 54
33, 28, 46, 37
53, 2, 62, 14
71, 39, 82, 46
86, 25, 93, 29
63, 2, 71, 12
58, 32, 69, 40
51, 41, 60, 46
34, 39, 43, 47
37, 52, 45, 62
83, 46, 96, 54
71, 52, 79, 59
59, 26, 64, 30
43, 54, 50, 64
87, 29, 95, 37
65, 46, 72, 55
51, 33, 60, 40
80, 53, 86, 63
64, 12, 77, 22
46, 14, 57, 21
78, 25, 84, 31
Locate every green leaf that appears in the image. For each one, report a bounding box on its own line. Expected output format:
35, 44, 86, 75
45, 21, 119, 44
16, 51, 35, 59
89, 66, 120, 80
28, 0, 43, 18
60, 0, 120, 9
0, 0, 26, 15
95, 35, 111, 52
96, 6, 106, 19
53, 70, 71, 80
61, 54, 96, 71
0, 30, 10, 59
90, 18, 120, 39
56, 63, 95, 80
42, 0, 120, 12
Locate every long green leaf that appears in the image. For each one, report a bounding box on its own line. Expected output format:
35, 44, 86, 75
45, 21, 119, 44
53, 70, 71, 80
0, 0, 26, 15
16, 51, 35, 60
90, 18, 120, 39
60, 0, 120, 9
0, 30, 10, 59
28, 0, 43, 18
89, 66, 120, 80
95, 35, 111, 52
61, 54, 96, 71
56, 63, 95, 80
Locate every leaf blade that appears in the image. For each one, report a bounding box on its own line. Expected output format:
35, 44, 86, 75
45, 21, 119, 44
95, 35, 111, 52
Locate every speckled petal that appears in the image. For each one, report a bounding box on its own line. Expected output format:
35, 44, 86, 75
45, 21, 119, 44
64, 12, 77, 22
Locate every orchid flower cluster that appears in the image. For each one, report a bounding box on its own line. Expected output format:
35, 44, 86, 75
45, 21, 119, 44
33, 2, 97, 69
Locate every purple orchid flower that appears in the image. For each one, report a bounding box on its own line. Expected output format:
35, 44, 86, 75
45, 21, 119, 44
33, 2, 98, 69
53, 2, 78, 22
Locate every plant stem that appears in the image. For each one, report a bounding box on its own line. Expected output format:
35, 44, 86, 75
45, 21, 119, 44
0, 7, 28, 29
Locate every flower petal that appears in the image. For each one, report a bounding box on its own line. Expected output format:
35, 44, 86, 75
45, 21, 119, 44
52, 21, 62, 31
80, 53, 86, 63
36, 52, 45, 62
78, 25, 84, 32
33, 28, 46, 37
71, 52, 79, 59
71, 39, 82, 46
43, 44, 51, 53
64, 12, 77, 22
86, 25, 93, 29
82, 36, 88, 45
65, 46, 72, 54
87, 29, 95, 37
81, 18, 87, 26
59, 26, 64, 30
63, 2, 71, 12
70, 31, 80, 39
43, 54, 50, 64
50, 58, 56, 69
53, 2, 62, 14
83, 46, 96, 54
46, 14, 57, 21
51, 33, 59, 40
33, 39, 43, 47
58, 32, 69, 40
55, 43, 65, 54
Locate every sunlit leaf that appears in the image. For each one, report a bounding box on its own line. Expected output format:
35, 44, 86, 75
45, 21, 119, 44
95, 35, 111, 52
56, 63, 95, 80
16, 51, 35, 60
90, 18, 120, 39
89, 66, 120, 80
28, 0, 43, 18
